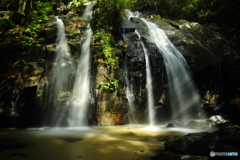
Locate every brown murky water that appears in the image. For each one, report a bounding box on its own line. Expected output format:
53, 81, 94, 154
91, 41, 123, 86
0, 125, 203, 160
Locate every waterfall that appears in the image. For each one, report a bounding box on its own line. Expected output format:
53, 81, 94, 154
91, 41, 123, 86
126, 10, 201, 125
135, 32, 155, 126
126, 11, 155, 126
141, 19, 201, 124
68, 5, 93, 127
124, 55, 137, 124
81, 4, 94, 21
44, 16, 73, 126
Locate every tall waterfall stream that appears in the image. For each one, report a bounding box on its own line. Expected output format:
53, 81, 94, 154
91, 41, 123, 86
43, 16, 73, 126
126, 10, 202, 125
69, 4, 94, 126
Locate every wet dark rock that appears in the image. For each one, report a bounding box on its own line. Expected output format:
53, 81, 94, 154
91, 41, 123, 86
166, 123, 175, 128
155, 135, 180, 141
120, 18, 135, 33
151, 151, 181, 160
181, 155, 209, 160
202, 132, 221, 146
185, 132, 209, 137
58, 137, 83, 143
218, 122, 240, 137
164, 136, 211, 155
184, 131, 221, 146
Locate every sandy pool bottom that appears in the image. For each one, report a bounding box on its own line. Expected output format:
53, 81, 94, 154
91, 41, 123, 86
0, 125, 203, 160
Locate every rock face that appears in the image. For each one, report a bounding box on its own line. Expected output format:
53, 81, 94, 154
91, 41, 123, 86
0, 3, 89, 127
121, 13, 240, 124
94, 63, 127, 125
122, 17, 167, 123
0, 7, 240, 127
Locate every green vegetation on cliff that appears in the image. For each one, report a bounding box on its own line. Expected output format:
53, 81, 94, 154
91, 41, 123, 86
19, 2, 53, 48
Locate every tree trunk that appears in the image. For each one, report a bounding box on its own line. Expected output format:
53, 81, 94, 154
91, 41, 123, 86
18, 0, 27, 13
25, 0, 32, 15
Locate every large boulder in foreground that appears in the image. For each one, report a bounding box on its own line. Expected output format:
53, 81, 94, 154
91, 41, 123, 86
151, 151, 181, 160
164, 136, 210, 155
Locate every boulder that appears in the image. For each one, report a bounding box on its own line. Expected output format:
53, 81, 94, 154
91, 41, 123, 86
209, 115, 228, 125
218, 122, 240, 137
181, 155, 209, 160
151, 151, 181, 160
166, 123, 175, 128
164, 136, 211, 155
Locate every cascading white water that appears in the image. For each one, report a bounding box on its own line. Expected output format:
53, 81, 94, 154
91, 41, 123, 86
126, 11, 155, 126
81, 4, 94, 21
44, 16, 73, 126
126, 10, 201, 125
124, 55, 137, 124
135, 32, 155, 126
140, 19, 201, 124
68, 5, 93, 126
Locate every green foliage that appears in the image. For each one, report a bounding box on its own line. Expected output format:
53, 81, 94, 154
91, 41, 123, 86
19, 35, 34, 47
100, 79, 119, 91
72, 0, 82, 6
13, 60, 22, 67
153, 15, 161, 19
0, 18, 14, 32
95, 31, 119, 69
95, 0, 136, 31
37, 38, 45, 42
208, 23, 220, 31
19, 1, 53, 48
132, 0, 240, 45
37, 89, 44, 97
188, 57, 196, 68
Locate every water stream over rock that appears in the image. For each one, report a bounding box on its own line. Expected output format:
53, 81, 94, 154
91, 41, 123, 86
141, 19, 202, 124
44, 16, 73, 126
125, 10, 202, 125
68, 5, 93, 126
125, 11, 155, 126
135, 31, 155, 126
